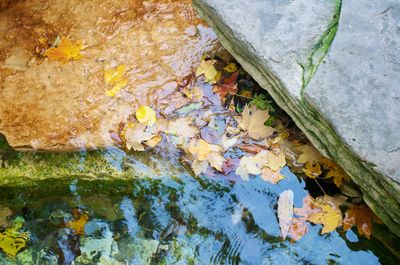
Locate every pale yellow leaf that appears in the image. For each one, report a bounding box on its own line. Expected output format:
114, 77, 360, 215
195, 59, 221, 83
136, 106, 157, 126
277, 190, 294, 239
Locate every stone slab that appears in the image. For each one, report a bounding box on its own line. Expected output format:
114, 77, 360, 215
193, 0, 400, 235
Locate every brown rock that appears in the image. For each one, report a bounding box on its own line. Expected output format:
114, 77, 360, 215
0, 0, 217, 151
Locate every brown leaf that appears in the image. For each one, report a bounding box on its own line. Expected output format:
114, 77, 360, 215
343, 204, 382, 239
239, 105, 275, 140
213, 72, 238, 99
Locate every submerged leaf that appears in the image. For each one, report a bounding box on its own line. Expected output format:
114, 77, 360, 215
66, 209, 89, 235
104, 64, 128, 97
43, 36, 83, 63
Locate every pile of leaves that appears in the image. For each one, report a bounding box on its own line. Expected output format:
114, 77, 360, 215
34, 36, 383, 244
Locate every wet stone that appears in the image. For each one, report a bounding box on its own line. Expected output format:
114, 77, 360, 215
0, 0, 217, 151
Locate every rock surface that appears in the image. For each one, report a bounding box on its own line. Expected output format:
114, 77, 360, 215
0, 0, 217, 151
193, 0, 400, 235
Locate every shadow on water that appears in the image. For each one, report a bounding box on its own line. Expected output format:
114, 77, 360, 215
0, 147, 398, 265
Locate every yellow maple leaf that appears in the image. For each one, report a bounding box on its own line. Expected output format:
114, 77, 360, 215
43, 36, 83, 63
104, 64, 128, 97
223, 62, 238, 73
136, 106, 157, 126
124, 123, 154, 151
296, 144, 323, 164
188, 139, 225, 174
239, 105, 275, 140
195, 59, 221, 83
303, 161, 322, 179
307, 196, 343, 234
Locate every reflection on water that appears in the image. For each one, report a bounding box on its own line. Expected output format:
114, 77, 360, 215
0, 148, 396, 265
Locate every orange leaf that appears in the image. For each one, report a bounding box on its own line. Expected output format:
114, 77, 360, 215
343, 204, 381, 239
213, 72, 238, 99
43, 36, 83, 63
66, 209, 89, 235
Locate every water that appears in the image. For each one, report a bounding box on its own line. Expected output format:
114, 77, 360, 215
0, 149, 397, 265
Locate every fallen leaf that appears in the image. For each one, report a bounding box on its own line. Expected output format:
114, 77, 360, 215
66, 209, 89, 235
343, 204, 382, 239
144, 135, 162, 148
223, 62, 238, 73
213, 72, 238, 99
124, 123, 154, 151
221, 133, 239, 150
43, 36, 83, 63
238, 143, 266, 154
289, 217, 308, 241
104, 64, 128, 97
235, 151, 267, 180
277, 190, 294, 239
188, 139, 225, 174
0, 217, 29, 257
303, 161, 322, 179
239, 105, 275, 140
136, 106, 157, 126
235, 155, 262, 181
307, 196, 343, 234
325, 164, 348, 187
296, 144, 323, 164
195, 59, 221, 83
261, 167, 285, 184
166, 117, 198, 139
264, 151, 286, 171
181, 86, 203, 101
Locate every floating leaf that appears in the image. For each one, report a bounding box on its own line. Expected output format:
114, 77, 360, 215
261, 167, 285, 184
166, 117, 198, 139
136, 106, 157, 126
235, 155, 262, 181
195, 59, 221, 83
307, 196, 343, 234
43, 36, 83, 63
187, 139, 225, 174
176, 102, 204, 116
277, 190, 294, 239
124, 123, 154, 151
343, 204, 382, 239
238, 105, 275, 140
